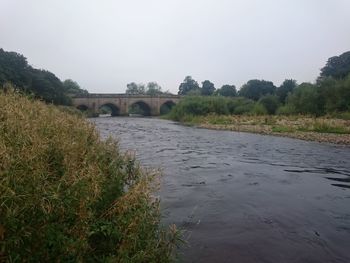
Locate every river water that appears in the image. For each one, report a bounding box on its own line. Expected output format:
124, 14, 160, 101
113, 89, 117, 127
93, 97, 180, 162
92, 117, 350, 263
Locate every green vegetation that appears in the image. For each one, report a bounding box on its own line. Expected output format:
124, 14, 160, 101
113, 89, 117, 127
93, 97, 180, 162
170, 51, 350, 124
0, 48, 88, 105
0, 91, 179, 262
215, 84, 237, 97
174, 114, 350, 141
126, 81, 171, 96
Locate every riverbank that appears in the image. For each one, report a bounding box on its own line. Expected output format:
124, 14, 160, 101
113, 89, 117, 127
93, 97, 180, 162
172, 114, 350, 145
0, 92, 178, 262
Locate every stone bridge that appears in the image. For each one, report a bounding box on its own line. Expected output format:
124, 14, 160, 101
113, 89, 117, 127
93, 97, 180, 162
72, 94, 180, 116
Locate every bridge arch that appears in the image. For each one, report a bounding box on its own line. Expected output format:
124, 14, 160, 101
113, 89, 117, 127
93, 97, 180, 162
76, 104, 89, 112
99, 103, 120, 117
129, 100, 152, 116
160, 100, 176, 115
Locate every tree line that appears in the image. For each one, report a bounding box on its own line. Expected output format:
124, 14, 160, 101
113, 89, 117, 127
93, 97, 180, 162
125, 81, 172, 96
0, 48, 88, 105
174, 50, 350, 116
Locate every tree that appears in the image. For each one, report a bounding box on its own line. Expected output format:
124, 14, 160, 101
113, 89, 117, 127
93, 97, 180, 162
318, 74, 350, 112
146, 82, 162, 96
258, 95, 280, 115
201, 80, 215, 96
320, 51, 350, 80
126, 82, 145, 95
216, 84, 237, 97
178, 76, 200, 95
239, 79, 276, 101
30, 69, 71, 105
0, 48, 31, 89
276, 79, 297, 104
0, 48, 83, 105
286, 82, 322, 115
63, 79, 88, 96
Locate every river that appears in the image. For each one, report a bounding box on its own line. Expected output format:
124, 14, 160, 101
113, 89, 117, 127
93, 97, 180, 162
92, 117, 350, 263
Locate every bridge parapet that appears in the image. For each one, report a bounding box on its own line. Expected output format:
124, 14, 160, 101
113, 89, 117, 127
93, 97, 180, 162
74, 93, 180, 99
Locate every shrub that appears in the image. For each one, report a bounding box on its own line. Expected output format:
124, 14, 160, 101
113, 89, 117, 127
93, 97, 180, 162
286, 83, 323, 115
258, 95, 279, 115
276, 104, 297, 115
0, 92, 178, 262
250, 103, 268, 115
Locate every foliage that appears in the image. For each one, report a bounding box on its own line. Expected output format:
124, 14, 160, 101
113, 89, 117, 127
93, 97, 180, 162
285, 82, 323, 115
251, 103, 268, 115
239, 79, 276, 101
0, 48, 31, 88
30, 69, 72, 105
230, 98, 255, 115
320, 51, 350, 80
258, 95, 280, 115
201, 80, 215, 96
168, 96, 255, 121
330, 111, 350, 120
126, 82, 145, 95
146, 82, 163, 96
318, 74, 350, 112
276, 104, 297, 115
63, 79, 88, 97
298, 120, 350, 134
0, 48, 86, 105
276, 79, 297, 103
178, 76, 200, 95
0, 91, 179, 262
216, 84, 237, 97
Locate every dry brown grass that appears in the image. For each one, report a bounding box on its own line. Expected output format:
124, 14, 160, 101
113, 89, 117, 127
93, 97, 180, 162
0, 91, 179, 262
187, 114, 350, 145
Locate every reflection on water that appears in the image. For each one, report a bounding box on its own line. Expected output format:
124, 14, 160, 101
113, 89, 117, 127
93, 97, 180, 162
92, 117, 350, 263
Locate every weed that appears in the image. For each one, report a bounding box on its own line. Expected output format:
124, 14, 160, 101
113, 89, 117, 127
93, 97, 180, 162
0, 91, 179, 262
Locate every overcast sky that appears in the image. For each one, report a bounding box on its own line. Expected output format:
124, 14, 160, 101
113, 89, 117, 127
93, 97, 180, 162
1, 0, 350, 93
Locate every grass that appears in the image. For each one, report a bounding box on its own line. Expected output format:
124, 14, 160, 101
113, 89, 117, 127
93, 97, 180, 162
169, 114, 350, 134
0, 91, 179, 262
299, 120, 350, 134
165, 113, 350, 144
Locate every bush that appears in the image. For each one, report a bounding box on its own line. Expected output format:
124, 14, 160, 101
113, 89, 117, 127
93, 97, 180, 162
286, 83, 323, 115
250, 103, 268, 115
276, 104, 297, 115
0, 92, 178, 262
258, 95, 279, 115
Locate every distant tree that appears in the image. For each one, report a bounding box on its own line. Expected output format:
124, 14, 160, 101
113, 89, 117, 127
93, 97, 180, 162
276, 79, 297, 104
0, 48, 80, 105
126, 82, 145, 95
0, 48, 31, 89
201, 80, 215, 96
286, 82, 322, 115
63, 79, 88, 96
30, 69, 71, 105
178, 76, 200, 95
320, 51, 350, 80
216, 84, 237, 97
318, 74, 350, 112
146, 82, 162, 96
239, 79, 276, 101
258, 95, 280, 115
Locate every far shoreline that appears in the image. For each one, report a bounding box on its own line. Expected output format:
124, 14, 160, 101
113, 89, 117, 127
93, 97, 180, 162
168, 115, 350, 146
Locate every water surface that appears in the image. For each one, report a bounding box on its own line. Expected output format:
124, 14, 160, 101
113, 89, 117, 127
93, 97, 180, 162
92, 117, 350, 263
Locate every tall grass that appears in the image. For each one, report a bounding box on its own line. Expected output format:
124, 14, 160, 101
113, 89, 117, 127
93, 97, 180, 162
0, 91, 179, 262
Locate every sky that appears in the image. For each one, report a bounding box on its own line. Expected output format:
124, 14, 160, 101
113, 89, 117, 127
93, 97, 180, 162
1, 0, 350, 94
